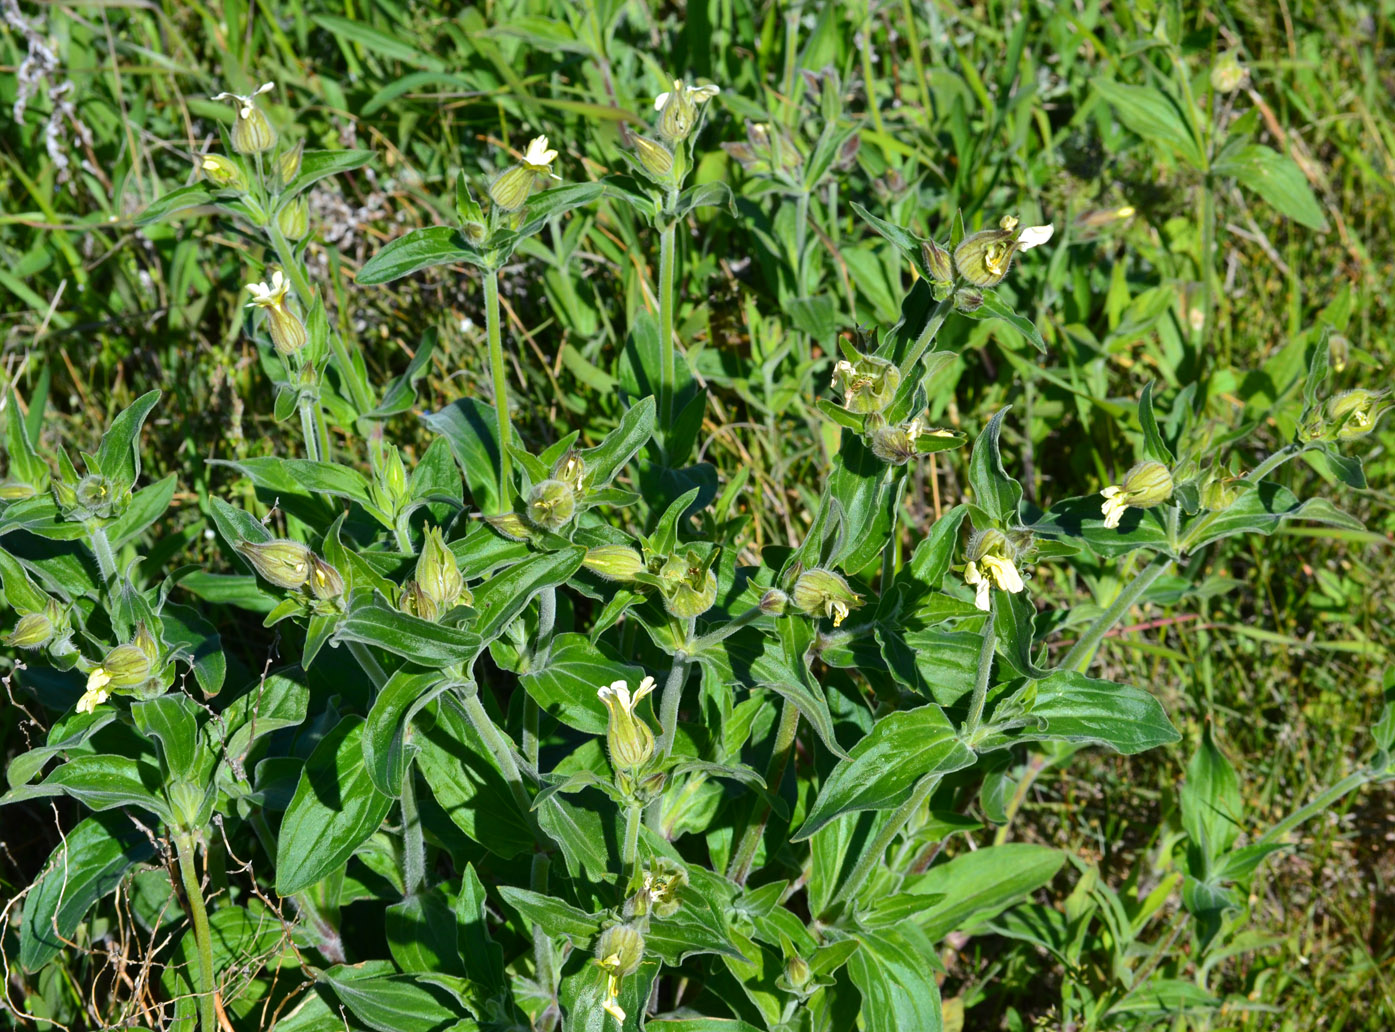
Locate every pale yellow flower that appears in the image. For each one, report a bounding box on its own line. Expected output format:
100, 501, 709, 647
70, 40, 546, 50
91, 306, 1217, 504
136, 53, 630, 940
521, 135, 562, 180
212, 81, 274, 119
76, 667, 112, 714
246, 270, 292, 312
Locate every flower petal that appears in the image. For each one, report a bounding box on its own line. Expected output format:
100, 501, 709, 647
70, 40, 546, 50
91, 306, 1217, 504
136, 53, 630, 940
1016, 224, 1054, 250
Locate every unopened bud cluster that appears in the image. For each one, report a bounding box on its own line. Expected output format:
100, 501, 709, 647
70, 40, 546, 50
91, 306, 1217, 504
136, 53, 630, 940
237, 539, 344, 607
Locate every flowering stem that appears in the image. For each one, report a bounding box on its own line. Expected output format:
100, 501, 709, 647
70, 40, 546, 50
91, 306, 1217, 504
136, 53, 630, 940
1245, 442, 1307, 483
961, 597, 998, 742
832, 772, 943, 910
483, 268, 513, 509
297, 396, 322, 462
454, 688, 540, 843
400, 764, 425, 895
689, 604, 764, 653
727, 697, 799, 884
658, 214, 677, 430
900, 298, 953, 383
174, 830, 217, 1032
622, 802, 643, 887
346, 640, 388, 691
655, 652, 691, 761
1059, 555, 1173, 674
87, 524, 117, 584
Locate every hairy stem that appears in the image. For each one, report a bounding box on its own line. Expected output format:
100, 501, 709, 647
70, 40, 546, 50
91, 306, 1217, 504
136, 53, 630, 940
174, 831, 217, 1032
833, 772, 942, 909
88, 524, 117, 584
483, 269, 513, 509
622, 802, 643, 888
346, 640, 389, 692
727, 697, 800, 884
656, 653, 691, 761
658, 215, 677, 429
456, 689, 538, 841
1059, 555, 1173, 673
962, 597, 998, 741
297, 396, 322, 463
689, 604, 764, 653
400, 765, 425, 895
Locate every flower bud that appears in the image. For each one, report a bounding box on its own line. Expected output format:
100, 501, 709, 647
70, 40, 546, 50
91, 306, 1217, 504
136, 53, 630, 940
659, 554, 718, 619
953, 288, 984, 313
228, 101, 275, 155
634, 136, 675, 181
595, 923, 646, 976
199, 154, 247, 192
791, 568, 862, 628
921, 238, 952, 284
1120, 461, 1174, 508
1200, 474, 1245, 511
268, 303, 308, 356
277, 196, 310, 241
100, 643, 153, 689
308, 555, 345, 601
868, 420, 923, 465
485, 511, 535, 542
5, 611, 53, 649
132, 623, 162, 665
1328, 335, 1350, 373
784, 954, 812, 991
398, 579, 440, 622
416, 527, 466, 611
1327, 389, 1390, 440
759, 588, 788, 615
76, 474, 117, 517
954, 216, 1053, 288
830, 354, 900, 415
1210, 52, 1247, 94
598, 676, 657, 771
237, 539, 312, 590
381, 446, 409, 505
656, 82, 699, 143
52, 478, 78, 509
276, 140, 304, 188
488, 165, 536, 213
583, 545, 646, 581
528, 479, 576, 531
551, 451, 587, 491
0, 480, 37, 501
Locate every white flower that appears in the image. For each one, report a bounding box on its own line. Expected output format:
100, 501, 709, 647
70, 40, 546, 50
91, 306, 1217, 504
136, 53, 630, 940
212, 81, 274, 119
521, 135, 561, 180
246, 270, 291, 311
76, 667, 112, 714
1014, 224, 1054, 250
654, 80, 721, 109
596, 675, 656, 716
600, 960, 626, 1023
964, 554, 1024, 611
1100, 485, 1129, 529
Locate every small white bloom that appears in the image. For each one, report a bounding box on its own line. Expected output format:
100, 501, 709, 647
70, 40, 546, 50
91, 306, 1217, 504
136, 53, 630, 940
76, 667, 112, 714
246, 269, 291, 311
654, 79, 721, 109
521, 135, 561, 179
1015, 224, 1054, 250
213, 81, 274, 119
1100, 485, 1129, 529
596, 675, 656, 715
981, 554, 1024, 594
964, 561, 991, 612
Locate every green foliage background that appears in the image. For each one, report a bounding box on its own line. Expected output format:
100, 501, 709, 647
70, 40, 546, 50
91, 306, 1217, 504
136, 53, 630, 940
2, 0, 1394, 1029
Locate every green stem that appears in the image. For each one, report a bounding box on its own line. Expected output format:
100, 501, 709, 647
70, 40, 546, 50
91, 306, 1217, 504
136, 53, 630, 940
174, 831, 217, 1032
727, 697, 800, 884
88, 525, 116, 584
1059, 555, 1173, 674
658, 215, 677, 429
961, 597, 998, 741
622, 802, 643, 888
298, 396, 322, 462
347, 640, 389, 691
1246, 442, 1306, 483
899, 298, 953, 384
689, 605, 764, 653
1253, 770, 1372, 848
833, 772, 942, 909
456, 689, 539, 840
267, 222, 372, 416
482, 269, 513, 509
656, 653, 691, 761
400, 764, 425, 895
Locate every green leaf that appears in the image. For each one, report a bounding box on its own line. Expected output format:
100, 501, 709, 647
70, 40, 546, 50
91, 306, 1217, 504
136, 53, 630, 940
131, 694, 200, 781
1180, 724, 1243, 867
470, 548, 585, 643
96, 390, 160, 493
363, 669, 447, 796
160, 602, 226, 697
1213, 144, 1325, 229
905, 843, 1065, 940
387, 890, 465, 976
106, 473, 177, 549
847, 926, 943, 1032
276, 717, 393, 895
578, 396, 655, 489
520, 633, 643, 734
136, 183, 214, 226
1006, 670, 1180, 754
1139, 381, 1175, 464
2, 754, 170, 820
1092, 78, 1204, 169
318, 967, 478, 1032
967, 408, 1022, 525
795, 706, 975, 840
336, 597, 483, 666
962, 290, 1047, 353
420, 398, 504, 514
20, 812, 156, 971
310, 15, 445, 69
497, 886, 602, 943
281, 149, 375, 204
358, 227, 483, 286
